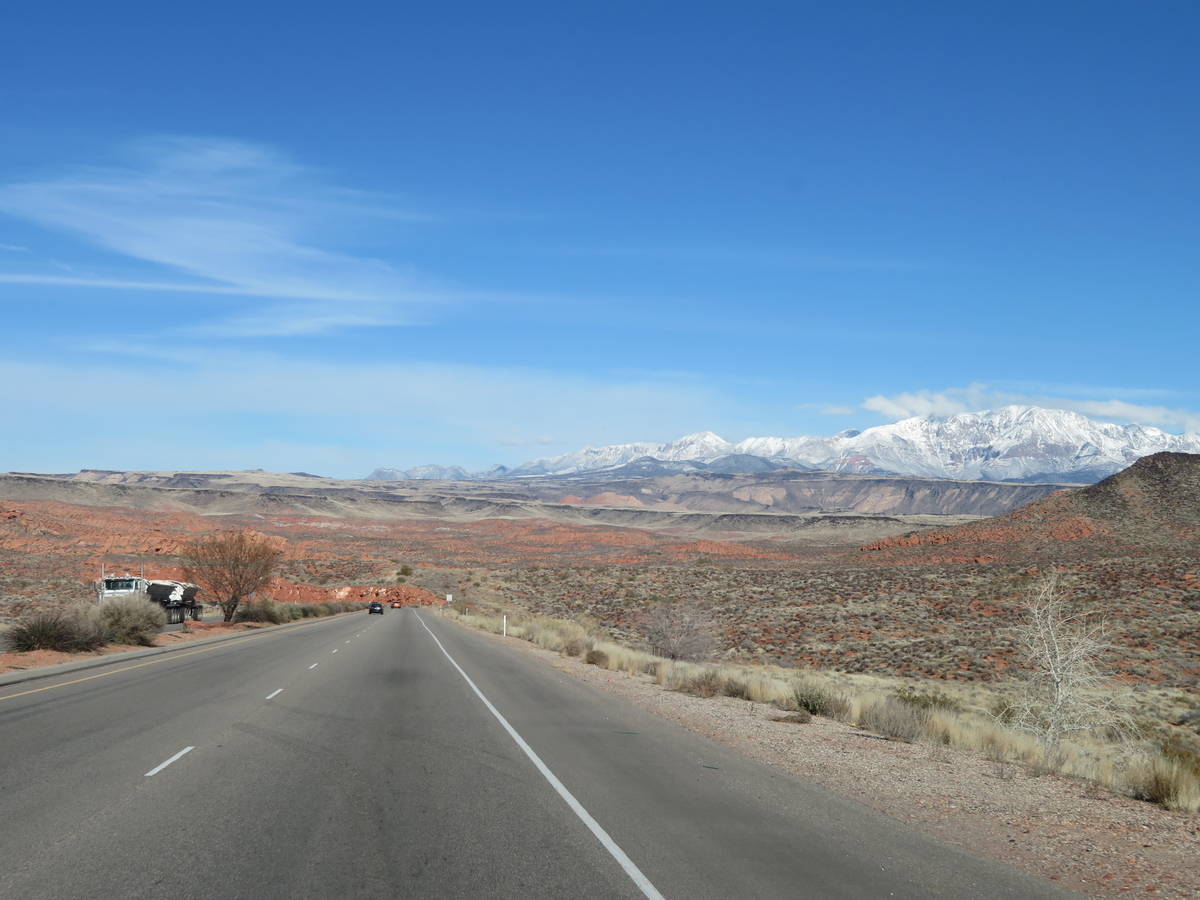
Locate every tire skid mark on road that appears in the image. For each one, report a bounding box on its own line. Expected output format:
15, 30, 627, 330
416, 612, 667, 900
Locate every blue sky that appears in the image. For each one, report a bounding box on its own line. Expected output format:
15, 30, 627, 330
1, 2, 1197, 477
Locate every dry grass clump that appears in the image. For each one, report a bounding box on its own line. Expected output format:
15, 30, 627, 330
677, 667, 726, 698
858, 696, 930, 743
441, 605, 1200, 812
1130, 754, 1200, 812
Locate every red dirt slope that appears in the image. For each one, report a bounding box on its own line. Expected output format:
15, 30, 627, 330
860, 452, 1200, 564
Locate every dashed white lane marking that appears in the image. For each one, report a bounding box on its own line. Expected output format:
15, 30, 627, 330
309, 663, 319, 669
332, 649, 338, 653
266, 689, 283, 700
345, 641, 351, 644
145, 746, 194, 777
416, 614, 667, 900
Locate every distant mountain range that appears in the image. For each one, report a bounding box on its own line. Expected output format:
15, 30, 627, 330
367, 406, 1200, 484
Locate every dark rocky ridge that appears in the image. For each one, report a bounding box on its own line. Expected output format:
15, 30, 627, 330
861, 452, 1200, 561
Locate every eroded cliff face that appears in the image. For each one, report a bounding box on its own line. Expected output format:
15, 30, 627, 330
544, 469, 1081, 522
0, 469, 1075, 540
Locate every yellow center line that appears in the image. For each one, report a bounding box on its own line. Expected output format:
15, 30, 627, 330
0, 637, 260, 702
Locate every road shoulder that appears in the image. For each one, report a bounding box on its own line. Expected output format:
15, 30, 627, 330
441, 615, 1200, 900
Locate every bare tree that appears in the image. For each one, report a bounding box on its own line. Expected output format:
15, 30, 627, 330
638, 602, 718, 662
1007, 574, 1136, 746
179, 529, 282, 622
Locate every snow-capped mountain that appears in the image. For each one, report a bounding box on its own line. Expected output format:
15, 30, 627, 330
366, 463, 509, 482
368, 407, 1200, 483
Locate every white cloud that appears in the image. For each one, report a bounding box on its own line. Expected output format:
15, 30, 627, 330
0, 136, 458, 322
862, 384, 1200, 434
861, 388, 976, 419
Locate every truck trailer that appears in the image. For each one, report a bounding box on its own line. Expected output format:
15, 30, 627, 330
95, 574, 203, 625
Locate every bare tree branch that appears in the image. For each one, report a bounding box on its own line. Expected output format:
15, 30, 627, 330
638, 602, 718, 662
1007, 574, 1138, 746
179, 529, 283, 622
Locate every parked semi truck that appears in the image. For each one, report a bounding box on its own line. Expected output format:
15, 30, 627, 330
95, 574, 203, 624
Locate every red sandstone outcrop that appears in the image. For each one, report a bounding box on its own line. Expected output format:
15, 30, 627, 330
264, 580, 439, 606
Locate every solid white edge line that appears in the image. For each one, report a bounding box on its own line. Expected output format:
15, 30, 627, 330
266, 689, 283, 700
145, 746, 194, 777
416, 613, 667, 900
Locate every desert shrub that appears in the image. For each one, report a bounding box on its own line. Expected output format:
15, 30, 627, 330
792, 679, 849, 718
233, 597, 294, 625
68, 617, 115, 651
231, 602, 265, 624
638, 601, 717, 662
859, 697, 930, 743
585, 649, 609, 667
8, 613, 90, 652
96, 597, 167, 646
7, 602, 156, 652
563, 638, 585, 657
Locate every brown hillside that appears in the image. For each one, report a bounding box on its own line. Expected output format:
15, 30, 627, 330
859, 451, 1200, 563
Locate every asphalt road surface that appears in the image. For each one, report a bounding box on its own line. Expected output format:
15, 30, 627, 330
0, 609, 1079, 900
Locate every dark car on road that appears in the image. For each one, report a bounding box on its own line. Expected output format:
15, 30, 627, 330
368, 601, 384, 614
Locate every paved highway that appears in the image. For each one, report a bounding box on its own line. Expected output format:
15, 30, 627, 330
0, 609, 1077, 899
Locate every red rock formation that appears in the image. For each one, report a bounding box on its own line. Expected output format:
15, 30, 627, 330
583, 492, 644, 507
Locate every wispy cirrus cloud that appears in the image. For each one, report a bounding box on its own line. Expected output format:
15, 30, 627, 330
862, 384, 1200, 434
542, 243, 940, 271
0, 136, 463, 331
